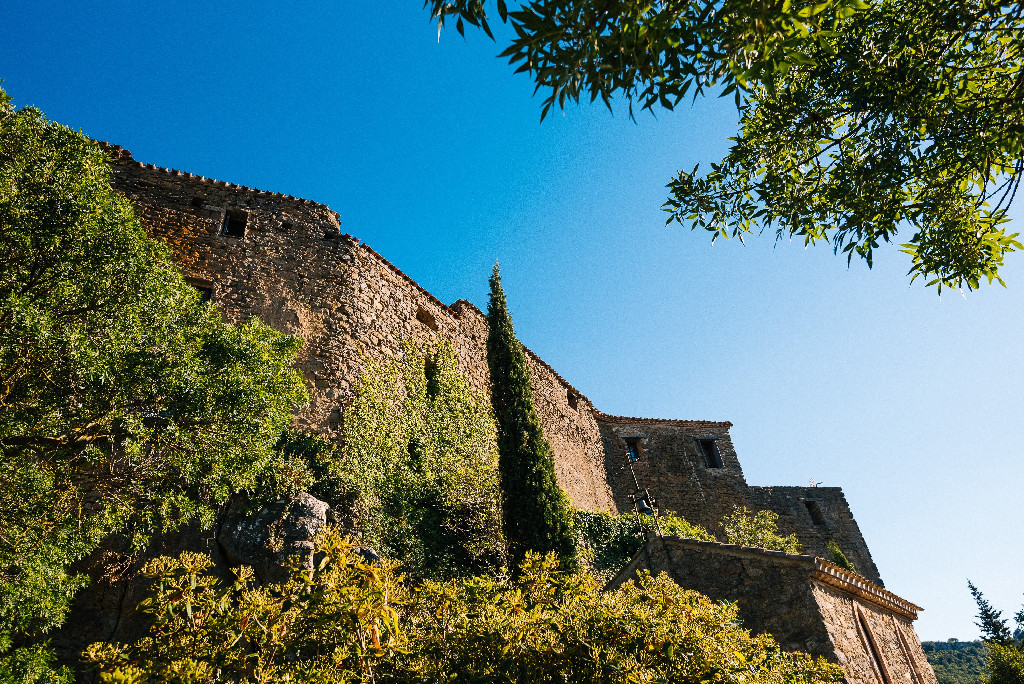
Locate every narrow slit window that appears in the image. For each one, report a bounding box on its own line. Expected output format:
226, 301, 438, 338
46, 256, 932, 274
415, 306, 438, 331
222, 210, 247, 238
567, 390, 578, 410
697, 438, 723, 468
626, 441, 641, 463
804, 500, 826, 525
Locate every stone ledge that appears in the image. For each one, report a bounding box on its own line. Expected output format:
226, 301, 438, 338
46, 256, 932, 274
612, 536, 921, 620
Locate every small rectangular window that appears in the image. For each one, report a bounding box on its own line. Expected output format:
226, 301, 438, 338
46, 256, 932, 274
191, 196, 205, 208
804, 500, 826, 525
222, 210, 247, 238
567, 390, 578, 410
697, 438, 723, 468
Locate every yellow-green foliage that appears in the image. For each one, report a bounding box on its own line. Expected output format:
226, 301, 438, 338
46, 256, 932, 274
84, 530, 407, 684
722, 506, 802, 554
336, 341, 505, 578
574, 509, 714, 581
988, 643, 1024, 684
86, 535, 844, 684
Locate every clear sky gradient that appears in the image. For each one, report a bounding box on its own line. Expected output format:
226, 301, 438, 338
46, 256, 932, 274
3, 0, 1021, 641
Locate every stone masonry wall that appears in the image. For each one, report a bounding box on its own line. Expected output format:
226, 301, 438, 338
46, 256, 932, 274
813, 582, 938, 684
749, 486, 882, 586
596, 415, 880, 583
105, 146, 616, 512
597, 415, 748, 524
607, 537, 937, 684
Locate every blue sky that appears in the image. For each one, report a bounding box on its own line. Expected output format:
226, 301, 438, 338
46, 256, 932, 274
3, 0, 1021, 640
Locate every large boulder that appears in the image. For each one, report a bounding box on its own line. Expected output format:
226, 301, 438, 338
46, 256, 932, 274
218, 492, 329, 584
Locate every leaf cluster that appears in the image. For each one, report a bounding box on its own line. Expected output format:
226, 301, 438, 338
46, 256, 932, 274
0, 87, 307, 680
664, 0, 1024, 292
721, 506, 802, 554
83, 530, 407, 684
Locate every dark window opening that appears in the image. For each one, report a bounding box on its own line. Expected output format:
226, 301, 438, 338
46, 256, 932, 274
697, 438, 723, 468
425, 356, 440, 399
280, 221, 292, 232
186, 278, 214, 303
626, 441, 641, 463
221, 210, 247, 238
804, 500, 826, 525
567, 390, 578, 410
416, 306, 438, 331
191, 196, 205, 209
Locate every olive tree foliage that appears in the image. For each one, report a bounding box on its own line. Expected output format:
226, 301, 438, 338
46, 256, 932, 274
426, 0, 1024, 292
334, 342, 506, 579
0, 88, 307, 682
86, 534, 844, 684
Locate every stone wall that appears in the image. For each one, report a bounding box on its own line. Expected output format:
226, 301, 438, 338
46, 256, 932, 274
607, 537, 937, 684
596, 414, 881, 584
596, 414, 748, 523
749, 486, 882, 586
104, 145, 617, 512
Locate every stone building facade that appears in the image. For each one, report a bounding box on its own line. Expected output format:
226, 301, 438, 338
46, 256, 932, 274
93, 144, 934, 682
608, 537, 937, 684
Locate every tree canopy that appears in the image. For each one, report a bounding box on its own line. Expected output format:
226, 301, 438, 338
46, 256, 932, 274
426, 0, 1024, 292
0, 88, 307, 681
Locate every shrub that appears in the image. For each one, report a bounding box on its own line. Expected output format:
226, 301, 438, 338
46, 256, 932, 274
722, 506, 802, 554
574, 509, 714, 581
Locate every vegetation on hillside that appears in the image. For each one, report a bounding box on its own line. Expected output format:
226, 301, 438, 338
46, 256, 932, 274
84, 532, 845, 684
0, 87, 307, 683
922, 641, 988, 684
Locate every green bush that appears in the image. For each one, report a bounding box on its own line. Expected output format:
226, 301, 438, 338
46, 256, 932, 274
86, 534, 845, 684
722, 507, 802, 554
574, 509, 714, 580
0, 87, 306, 683
332, 342, 505, 579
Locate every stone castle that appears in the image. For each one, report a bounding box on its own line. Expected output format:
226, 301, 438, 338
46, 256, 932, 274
92, 143, 938, 684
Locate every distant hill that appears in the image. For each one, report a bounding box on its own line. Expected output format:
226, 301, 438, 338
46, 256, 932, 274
922, 640, 988, 684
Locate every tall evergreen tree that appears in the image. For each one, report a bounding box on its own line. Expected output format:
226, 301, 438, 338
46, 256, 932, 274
486, 264, 576, 570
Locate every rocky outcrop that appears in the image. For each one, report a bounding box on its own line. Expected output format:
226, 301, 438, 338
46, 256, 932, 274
52, 492, 328, 681
218, 492, 329, 584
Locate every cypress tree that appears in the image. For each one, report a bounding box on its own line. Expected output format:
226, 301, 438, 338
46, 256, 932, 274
486, 264, 577, 570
